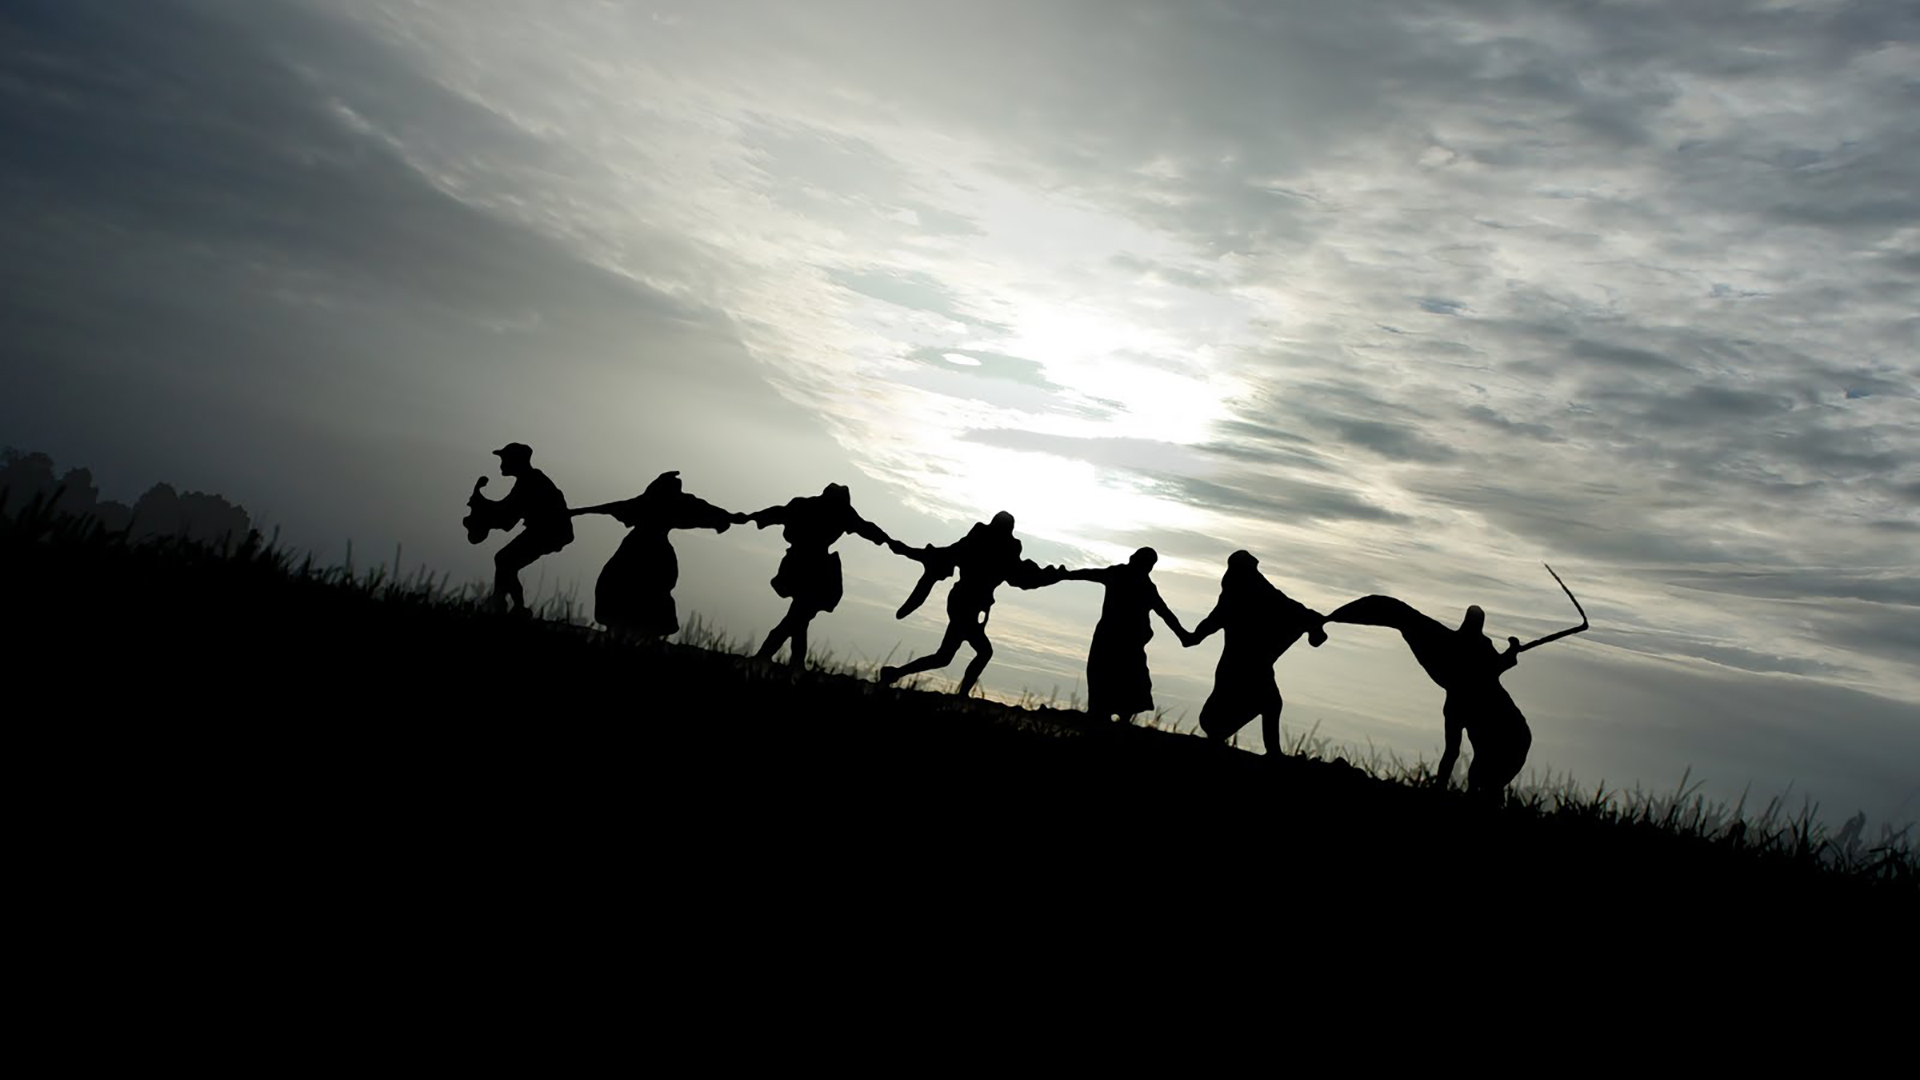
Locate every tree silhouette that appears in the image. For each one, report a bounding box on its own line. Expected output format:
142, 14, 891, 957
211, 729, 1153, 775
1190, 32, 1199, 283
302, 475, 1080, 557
2, 446, 250, 543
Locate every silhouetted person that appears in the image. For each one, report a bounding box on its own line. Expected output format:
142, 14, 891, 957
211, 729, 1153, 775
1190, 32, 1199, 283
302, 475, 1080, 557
745, 483, 894, 670
1062, 547, 1189, 721
879, 511, 1063, 696
1324, 598, 1526, 794
571, 471, 736, 639
466, 443, 574, 617
1180, 550, 1327, 756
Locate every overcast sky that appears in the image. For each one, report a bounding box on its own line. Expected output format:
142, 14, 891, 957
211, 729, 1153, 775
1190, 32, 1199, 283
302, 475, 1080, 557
4, 0, 1915, 825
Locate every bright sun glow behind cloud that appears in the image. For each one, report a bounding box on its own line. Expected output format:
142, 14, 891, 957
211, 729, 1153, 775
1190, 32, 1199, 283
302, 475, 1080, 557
15, 0, 1908, 822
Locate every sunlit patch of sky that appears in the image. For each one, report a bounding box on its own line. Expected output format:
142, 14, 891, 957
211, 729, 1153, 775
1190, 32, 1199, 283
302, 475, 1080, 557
2, 0, 1915, 824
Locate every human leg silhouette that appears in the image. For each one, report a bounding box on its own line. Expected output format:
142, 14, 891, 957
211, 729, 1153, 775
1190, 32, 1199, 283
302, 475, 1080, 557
1198, 691, 1252, 743
1465, 724, 1531, 796
756, 600, 817, 669
787, 621, 811, 670
956, 623, 993, 697
493, 533, 544, 615
1198, 660, 1274, 745
1258, 677, 1285, 760
755, 605, 793, 662
881, 619, 967, 685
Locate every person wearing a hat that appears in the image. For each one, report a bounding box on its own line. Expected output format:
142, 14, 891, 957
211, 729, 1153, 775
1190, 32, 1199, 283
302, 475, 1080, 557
471, 442, 575, 617
1179, 549, 1328, 755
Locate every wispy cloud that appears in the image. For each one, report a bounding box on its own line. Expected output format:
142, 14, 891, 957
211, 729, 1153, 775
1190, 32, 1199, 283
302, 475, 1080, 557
3, 0, 1914, 820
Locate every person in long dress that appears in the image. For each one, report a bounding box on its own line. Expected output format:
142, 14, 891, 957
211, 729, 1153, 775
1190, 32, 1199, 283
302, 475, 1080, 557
1180, 550, 1327, 756
571, 471, 738, 639
1061, 547, 1189, 722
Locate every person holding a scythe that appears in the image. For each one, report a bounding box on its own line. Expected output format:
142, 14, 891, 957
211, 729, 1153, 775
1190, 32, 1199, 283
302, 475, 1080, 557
1323, 565, 1591, 795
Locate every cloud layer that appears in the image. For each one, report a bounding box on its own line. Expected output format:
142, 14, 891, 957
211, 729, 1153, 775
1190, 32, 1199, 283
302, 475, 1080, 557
3, 0, 1914, 822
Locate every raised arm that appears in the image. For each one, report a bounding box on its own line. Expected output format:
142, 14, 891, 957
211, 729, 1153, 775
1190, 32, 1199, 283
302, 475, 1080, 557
1063, 565, 1117, 584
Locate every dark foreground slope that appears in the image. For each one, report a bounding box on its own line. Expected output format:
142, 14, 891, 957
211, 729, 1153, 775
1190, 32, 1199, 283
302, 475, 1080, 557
7, 515, 1913, 989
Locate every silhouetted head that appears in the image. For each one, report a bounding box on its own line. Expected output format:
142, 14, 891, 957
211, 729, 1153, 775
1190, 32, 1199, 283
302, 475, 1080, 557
1130, 547, 1158, 570
990, 510, 1015, 533
493, 442, 534, 476
821, 483, 851, 506
645, 470, 683, 498
1460, 604, 1486, 636
1222, 549, 1266, 593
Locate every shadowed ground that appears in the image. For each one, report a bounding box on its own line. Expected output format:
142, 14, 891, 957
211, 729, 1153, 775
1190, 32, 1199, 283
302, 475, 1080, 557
7, 511, 1913, 995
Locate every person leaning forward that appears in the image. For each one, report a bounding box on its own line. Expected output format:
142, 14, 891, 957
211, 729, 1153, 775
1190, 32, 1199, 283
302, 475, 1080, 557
470, 442, 574, 617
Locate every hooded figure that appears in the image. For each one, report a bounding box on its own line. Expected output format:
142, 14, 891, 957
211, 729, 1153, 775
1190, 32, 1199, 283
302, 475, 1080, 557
745, 483, 893, 669
1181, 550, 1327, 754
571, 471, 737, 638
1062, 547, 1190, 721
1323, 596, 1529, 793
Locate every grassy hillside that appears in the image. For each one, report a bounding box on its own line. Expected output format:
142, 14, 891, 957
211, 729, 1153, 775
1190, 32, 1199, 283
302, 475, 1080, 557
6, 503, 1912, 969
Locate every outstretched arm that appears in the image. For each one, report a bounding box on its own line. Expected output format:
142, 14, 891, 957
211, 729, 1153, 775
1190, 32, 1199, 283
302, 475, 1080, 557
845, 508, 892, 548
1184, 600, 1225, 647
1150, 587, 1189, 640
746, 504, 789, 529
1271, 590, 1329, 647
673, 493, 736, 533
568, 497, 636, 521
1008, 558, 1066, 589
1062, 566, 1115, 583
888, 536, 956, 569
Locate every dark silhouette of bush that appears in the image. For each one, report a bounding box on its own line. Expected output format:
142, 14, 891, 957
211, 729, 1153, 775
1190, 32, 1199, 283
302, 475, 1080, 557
1, 446, 250, 542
